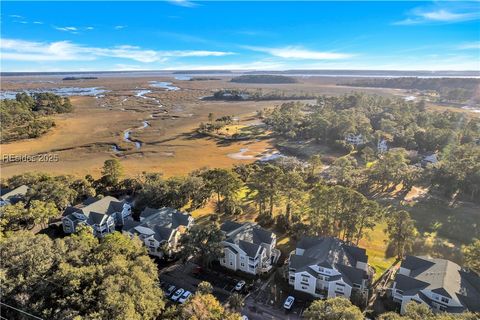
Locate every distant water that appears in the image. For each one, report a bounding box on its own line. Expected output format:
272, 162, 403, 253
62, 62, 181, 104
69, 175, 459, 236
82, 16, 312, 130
123, 130, 142, 149
0, 87, 107, 100
174, 75, 192, 80
149, 81, 180, 91
135, 90, 152, 98
2, 70, 478, 79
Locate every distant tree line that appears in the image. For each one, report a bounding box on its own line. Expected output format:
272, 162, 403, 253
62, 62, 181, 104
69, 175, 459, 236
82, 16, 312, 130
62, 76, 98, 80
0, 92, 73, 142
206, 88, 318, 101
341, 77, 480, 103
230, 74, 297, 84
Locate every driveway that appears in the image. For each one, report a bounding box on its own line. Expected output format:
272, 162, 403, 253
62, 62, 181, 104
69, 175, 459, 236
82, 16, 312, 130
241, 271, 311, 320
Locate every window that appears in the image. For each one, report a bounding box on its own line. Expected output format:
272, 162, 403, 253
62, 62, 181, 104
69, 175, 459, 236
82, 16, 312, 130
441, 297, 449, 304
241, 263, 245, 267
302, 286, 308, 290
302, 275, 310, 282
230, 262, 233, 266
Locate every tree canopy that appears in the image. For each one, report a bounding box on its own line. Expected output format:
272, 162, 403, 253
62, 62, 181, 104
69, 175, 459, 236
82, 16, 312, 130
0, 228, 165, 320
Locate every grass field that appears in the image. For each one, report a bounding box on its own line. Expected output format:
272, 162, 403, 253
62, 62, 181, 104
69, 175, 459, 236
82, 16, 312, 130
359, 222, 397, 279
400, 197, 480, 245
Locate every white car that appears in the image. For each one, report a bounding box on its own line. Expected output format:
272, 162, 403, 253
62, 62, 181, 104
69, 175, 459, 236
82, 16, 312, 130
234, 280, 246, 291
171, 288, 185, 301
283, 296, 295, 310
178, 291, 192, 304
165, 285, 176, 297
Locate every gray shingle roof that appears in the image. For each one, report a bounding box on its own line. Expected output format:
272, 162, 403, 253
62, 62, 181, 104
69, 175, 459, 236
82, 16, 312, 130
396, 256, 480, 312
220, 221, 243, 233
290, 237, 368, 285
87, 211, 108, 225
0, 185, 29, 203
401, 255, 434, 271
63, 196, 124, 223
220, 221, 275, 258
336, 264, 368, 286
238, 240, 262, 257
125, 207, 192, 245
140, 207, 192, 229
294, 237, 368, 269
153, 225, 175, 243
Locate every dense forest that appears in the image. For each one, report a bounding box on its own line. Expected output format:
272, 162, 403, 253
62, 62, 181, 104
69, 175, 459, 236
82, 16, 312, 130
341, 77, 480, 103
230, 74, 297, 84
206, 88, 317, 101
0, 92, 73, 142
263, 94, 480, 202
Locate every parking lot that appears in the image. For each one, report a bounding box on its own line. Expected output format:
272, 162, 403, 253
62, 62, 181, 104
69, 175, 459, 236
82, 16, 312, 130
159, 261, 254, 303
242, 271, 313, 320
159, 261, 312, 319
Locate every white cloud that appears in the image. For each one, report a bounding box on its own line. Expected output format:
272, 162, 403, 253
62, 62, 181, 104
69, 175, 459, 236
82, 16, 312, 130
0, 38, 235, 63
244, 45, 353, 60
114, 25, 126, 30
420, 10, 475, 22
33, 21, 44, 25
86, 26, 94, 30
395, 5, 480, 25
458, 42, 480, 50
55, 26, 78, 32
168, 0, 197, 8
9, 15, 24, 18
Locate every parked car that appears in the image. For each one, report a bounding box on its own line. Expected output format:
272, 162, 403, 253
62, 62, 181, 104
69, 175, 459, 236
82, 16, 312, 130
178, 291, 192, 304
171, 288, 185, 301
283, 296, 295, 310
165, 285, 176, 297
234, 280, 246, 291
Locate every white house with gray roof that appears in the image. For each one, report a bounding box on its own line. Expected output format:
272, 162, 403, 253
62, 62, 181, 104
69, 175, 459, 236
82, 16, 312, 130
392, 255, 480, 314
62, 196, 131, 237
287, 237, 371, 300
345, 133, 365, 146
220, 221, 280, 275
123, 207, 193, 258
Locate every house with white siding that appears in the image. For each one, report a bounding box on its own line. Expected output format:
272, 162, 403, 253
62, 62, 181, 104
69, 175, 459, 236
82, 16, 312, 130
123, 207, 193, 258
391, 256, 480, 314
377, 139, 388, 153
287, 237, 371, 300
345, 133, 365, 146
219, 221, 280, 275
62, 196, 131, 237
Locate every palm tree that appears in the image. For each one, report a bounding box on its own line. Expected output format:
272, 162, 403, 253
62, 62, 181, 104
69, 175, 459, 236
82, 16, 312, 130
227, 293, 244, 312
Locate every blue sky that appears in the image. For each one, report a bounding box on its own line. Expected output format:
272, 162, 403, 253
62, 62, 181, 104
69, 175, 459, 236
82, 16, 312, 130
1, 1, 479, 71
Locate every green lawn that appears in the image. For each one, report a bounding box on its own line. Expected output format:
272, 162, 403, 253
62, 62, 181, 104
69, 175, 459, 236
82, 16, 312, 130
359, 222, 397, 279
400, 197, 480, 245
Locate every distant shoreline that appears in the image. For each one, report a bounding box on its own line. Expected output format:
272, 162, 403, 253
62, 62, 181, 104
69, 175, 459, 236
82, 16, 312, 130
2, 69, 479, 79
